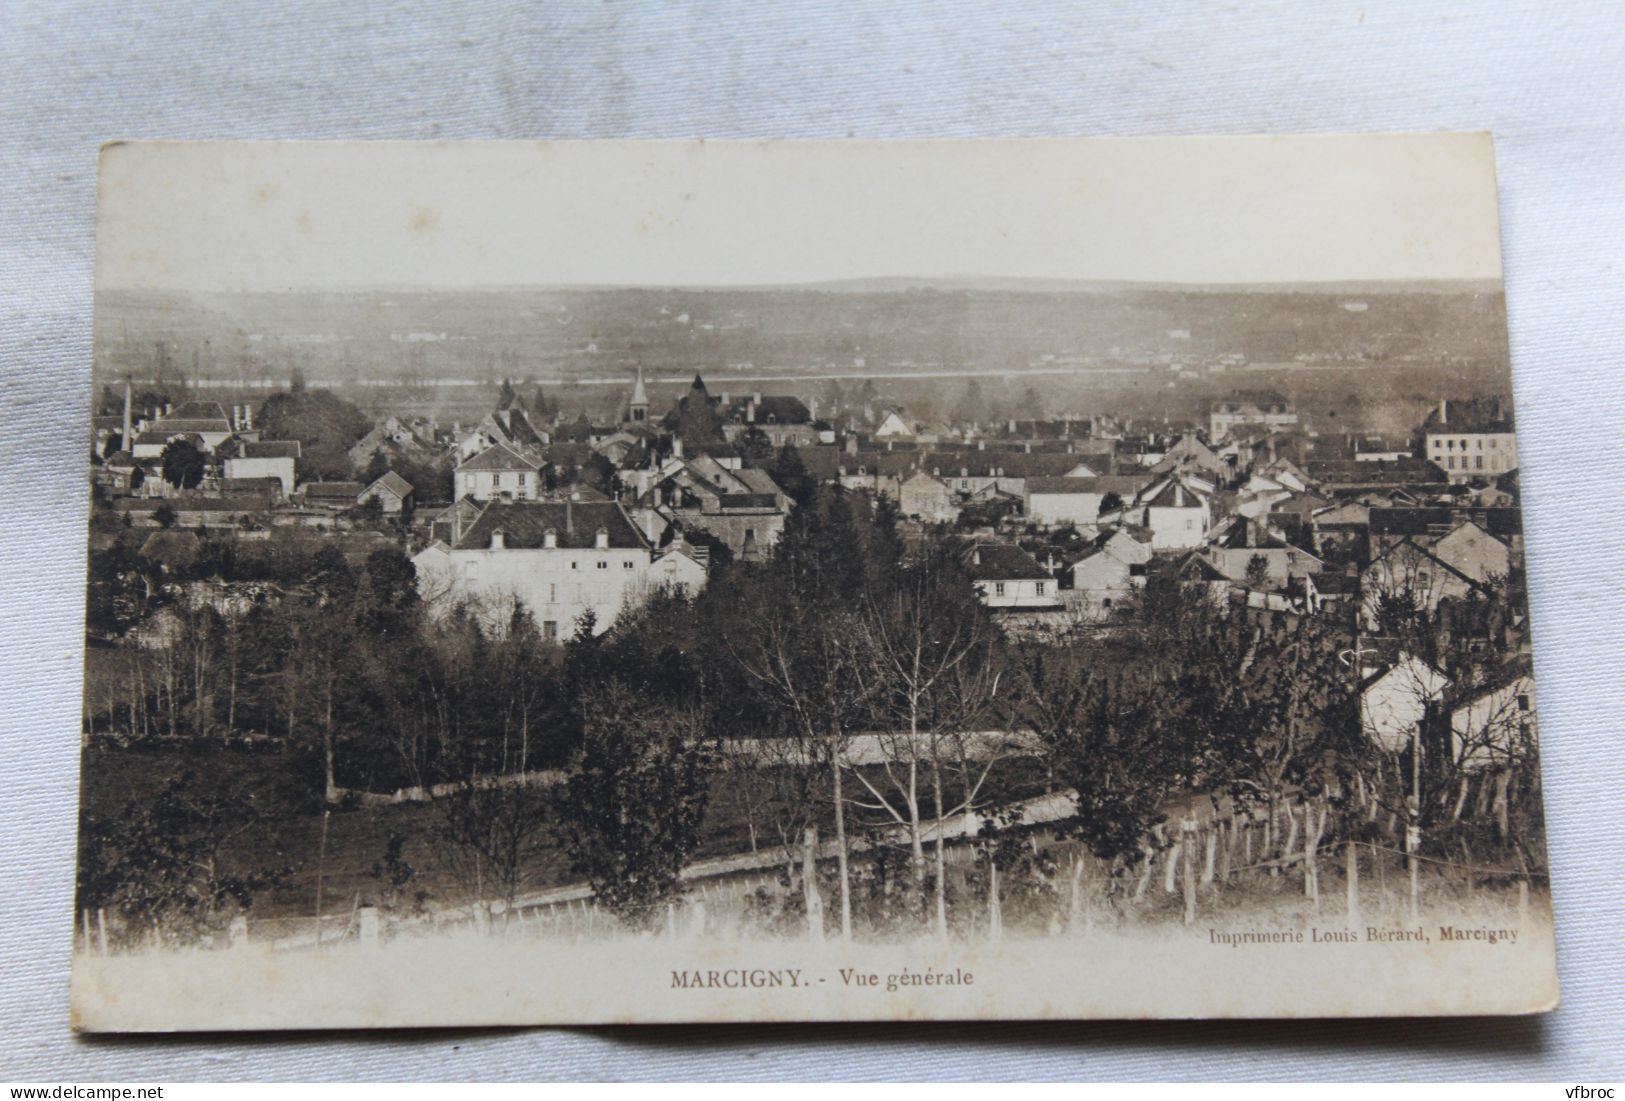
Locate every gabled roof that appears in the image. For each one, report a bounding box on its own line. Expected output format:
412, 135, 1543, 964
1141, 478, 1206, 510
964, 542, 1051, 581
732, 467, 784, 497
1170, 551, 1229, 582
459, 442, 543, 472
1368, 506, 1522, 539
366, 470, 415, 499
1213, 516, 1294, 551
452, 500, 650, 551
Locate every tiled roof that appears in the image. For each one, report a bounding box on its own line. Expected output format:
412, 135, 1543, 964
452, 500, 649, 551
302, 481, 365, 499
1423, 399, 1515, 435
366, 471, 415, 498
241, 440, 301, 459
964, 542, 1051, 581
1368, 507, 1522, 539
1026, 475, 1147, 496
459, 442, 543, 472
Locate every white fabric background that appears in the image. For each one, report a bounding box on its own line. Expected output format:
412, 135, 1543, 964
3, 0, 1622, 1082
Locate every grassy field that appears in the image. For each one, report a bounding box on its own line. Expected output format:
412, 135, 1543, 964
77, 743, 1055, 924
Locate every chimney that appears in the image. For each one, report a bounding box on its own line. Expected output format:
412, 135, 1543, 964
752, 391, 762, 405
673, 437, 684, 460
1024, 442, 1032, 454
164, 402, 173, 416
747, 399, 756, 424
543, 527, 557, 549
886, 440, 893, 451
490, 529, 505, 550
1439, 398, 1448, 425
594, 527, 609, 550
721, 392, 730, 406
121, 379, 132, 453
972, 548, 981, 566
1008, 418, 1017, 435
566, 498, 574, 534
977, 439, 984, 451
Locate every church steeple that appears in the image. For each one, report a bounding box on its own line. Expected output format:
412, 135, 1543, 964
628, 364, 649, 423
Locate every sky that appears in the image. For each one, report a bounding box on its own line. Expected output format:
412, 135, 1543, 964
95, 135, 1505, 292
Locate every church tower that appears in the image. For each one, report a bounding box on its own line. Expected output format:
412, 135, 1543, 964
628, 364, 649, 424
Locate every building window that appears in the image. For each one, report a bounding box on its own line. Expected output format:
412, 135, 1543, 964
518, 472, 527, 485
542, 621, 558, 642
994, 582, 1006, 597
548, 583, 557, 603
597, 560, 608, 569
571, 561, 578, 569
1517, 694, 1530, 712
1475, 456, 1483, 469
1035, 582, 1046, 596
623, 560, 634, 569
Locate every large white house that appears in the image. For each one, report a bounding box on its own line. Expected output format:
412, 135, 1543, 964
412, 500, 707, 637
1422, 399, 1517, 484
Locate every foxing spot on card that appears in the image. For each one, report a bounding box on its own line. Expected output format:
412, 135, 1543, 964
73, 137, 1556, 1030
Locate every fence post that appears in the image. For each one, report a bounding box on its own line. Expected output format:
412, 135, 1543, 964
1345, 840, 1360, 925
802, 826, 823, 943
1406, 822, 1421, 923
357, 906, 380, 950
1201, 827, 1217, 885
1163, 836, 1181, 894
1181, 819, 1198, 926
988, 856, 1002, 942
96, 908, 107, 956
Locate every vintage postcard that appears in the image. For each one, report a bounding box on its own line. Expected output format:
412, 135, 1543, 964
73, 137, 1556, 1029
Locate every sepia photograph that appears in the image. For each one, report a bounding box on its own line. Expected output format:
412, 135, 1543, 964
70, 136, 1556, 1030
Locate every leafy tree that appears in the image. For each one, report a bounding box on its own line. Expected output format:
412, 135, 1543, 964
255, 387, 371, 480
671, 374, 724, 444
496, 377, 517, 409
154, 503, 177, 529
1098, 491, 1124, 515
738, 428, 775, 464
160, 438, 206, 490
530, 383, 559, 422
433, 782, 552, 926
555, 681, 716, 927
76, 758, 288, 946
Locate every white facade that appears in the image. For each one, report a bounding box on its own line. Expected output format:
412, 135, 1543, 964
1425, 430, 1517, 483
972, 576, 1058, 609
1450, 673, 1536, 771
414, 537, 705, 638
223, 455, 295, 496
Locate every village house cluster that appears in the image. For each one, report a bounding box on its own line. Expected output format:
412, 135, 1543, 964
89, 372, 1533, 767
